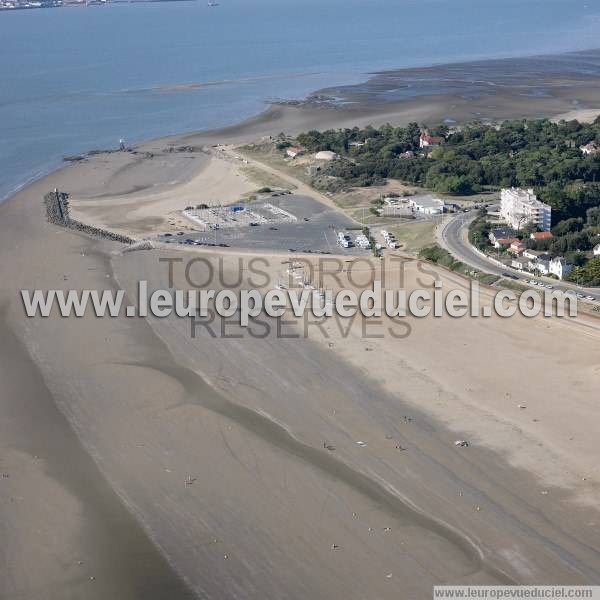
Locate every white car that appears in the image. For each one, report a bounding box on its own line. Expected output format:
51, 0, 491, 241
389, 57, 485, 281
586, 295, 595, 301
530, 281, 538, 285
545, 284, 553, 289
576, 293, 585, 299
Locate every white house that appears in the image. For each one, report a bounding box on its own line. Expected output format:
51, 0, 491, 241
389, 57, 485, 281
500, 188, 552, 231
315, 150, 340, 161
594, 243, 600, 256
408, 195, 445, 215
511, 257, 530, 271
286, 146, 303, 158
522, 249, 542, 260
580, 142, 600, 156
531, 254, 551, 275
549, 257, 572, 280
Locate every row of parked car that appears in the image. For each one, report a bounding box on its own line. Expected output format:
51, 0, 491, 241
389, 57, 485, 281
527, 279, 596, 300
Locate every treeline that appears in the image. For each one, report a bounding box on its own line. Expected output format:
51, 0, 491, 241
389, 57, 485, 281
296, 118, 600, 221
569, 258, 600, 286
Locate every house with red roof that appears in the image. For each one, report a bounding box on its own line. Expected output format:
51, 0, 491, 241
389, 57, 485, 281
530, 231, 553, 240
419, 133, 444, 149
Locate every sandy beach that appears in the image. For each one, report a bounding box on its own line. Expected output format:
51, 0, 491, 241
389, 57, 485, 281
1, 74, 600, 599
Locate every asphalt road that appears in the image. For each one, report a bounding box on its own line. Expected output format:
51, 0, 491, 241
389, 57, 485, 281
437, 212, 600, 303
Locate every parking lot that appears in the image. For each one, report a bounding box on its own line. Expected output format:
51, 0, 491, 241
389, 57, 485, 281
159, 195, 370, 255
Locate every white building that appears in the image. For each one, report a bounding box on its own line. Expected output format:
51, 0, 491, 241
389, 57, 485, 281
549, 257, 572, 280
523, 249, 544, 260
593, 243, 600, 256
315, 151, 339, 161
511, 257, 530, 271
286, 146, 303, 158
500, 188, 552, 232
530, 255, 551, 275
408, 195, 445, 215
580, 142, 599, 156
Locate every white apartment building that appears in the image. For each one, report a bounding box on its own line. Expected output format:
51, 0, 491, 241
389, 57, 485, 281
500, 188, 552, 232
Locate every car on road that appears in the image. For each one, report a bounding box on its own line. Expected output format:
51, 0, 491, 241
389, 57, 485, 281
576, 293, 585, 298
586, 295, 595, 301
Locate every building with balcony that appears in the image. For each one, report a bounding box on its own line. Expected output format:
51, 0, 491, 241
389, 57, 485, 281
500, 188, 552, 232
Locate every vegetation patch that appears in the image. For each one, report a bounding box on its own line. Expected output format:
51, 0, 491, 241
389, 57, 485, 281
418, 245, 467, 272
296, 118, 600, 218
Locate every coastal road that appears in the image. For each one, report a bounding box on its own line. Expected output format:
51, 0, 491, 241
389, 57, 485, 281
437, 212, 600, 302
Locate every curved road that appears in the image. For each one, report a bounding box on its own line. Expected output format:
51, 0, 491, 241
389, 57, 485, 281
437, 212, 600, 302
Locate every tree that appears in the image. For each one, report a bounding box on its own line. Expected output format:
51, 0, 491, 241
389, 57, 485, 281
552, 218, 583, 237
521, 221, 539, 236
587, 206, 600, 227
566, 258, 600, 286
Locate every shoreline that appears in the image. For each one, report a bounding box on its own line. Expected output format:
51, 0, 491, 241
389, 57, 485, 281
5, 46, 600, 205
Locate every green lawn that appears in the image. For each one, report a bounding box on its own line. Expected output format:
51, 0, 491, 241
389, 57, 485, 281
389, 219, 440, 254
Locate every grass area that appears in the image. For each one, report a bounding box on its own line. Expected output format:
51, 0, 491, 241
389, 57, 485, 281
347, 208, 414, 226
417, 244, 504, 285
478, 273, 500, 285
331, 191, 369, 210
418, 244, 468, 273
389, 219, 439, 254
240, 165, 296, 194
492, 279, 529, 294
239, 144, 313, 184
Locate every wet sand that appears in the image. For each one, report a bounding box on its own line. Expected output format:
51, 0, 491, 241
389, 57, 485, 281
0, 308, 195, 600
296, 49, 600, 125
2, 52, 600, 598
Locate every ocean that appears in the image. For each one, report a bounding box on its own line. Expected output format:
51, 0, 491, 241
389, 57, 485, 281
1, 0, 600, 201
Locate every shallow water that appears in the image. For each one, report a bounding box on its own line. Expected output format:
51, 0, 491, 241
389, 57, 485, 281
1, 0, 600, 201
